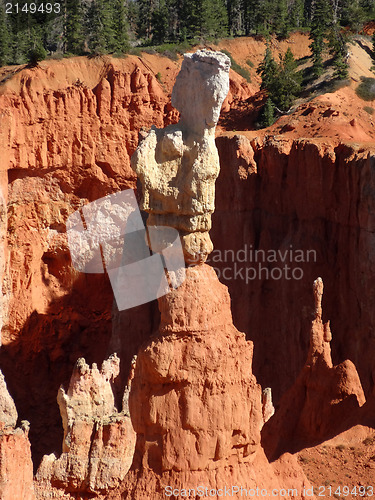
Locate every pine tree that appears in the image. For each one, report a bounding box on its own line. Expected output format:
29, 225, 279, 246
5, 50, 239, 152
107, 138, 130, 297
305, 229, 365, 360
270, 47, 302, 111
87, 0, 117, 54
65, 0, 84, 54
152, 0, 169, 44
329, 26, 349, 80
113, 0, 129, 52
274, 0, 289, 38
27, 26, 47, 66
0, 3, 10, 66
227, 0, 244, 35
136, 0, 154, 40
200, 0, 228, 39
10, 11, 32, 64
309, 0, 333, 78
257, 41, 277, 90
290, 0, 305, 28
258, 97, 275, 128
178, 0, 201, 40
242, 0, 262, 34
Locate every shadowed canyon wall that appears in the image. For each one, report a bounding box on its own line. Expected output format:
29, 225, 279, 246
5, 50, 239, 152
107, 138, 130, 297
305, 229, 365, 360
213, 135, 375, 402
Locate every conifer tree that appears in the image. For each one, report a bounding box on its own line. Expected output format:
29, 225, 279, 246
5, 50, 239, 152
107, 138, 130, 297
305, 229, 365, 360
227, 0, 244, 35
136, 0, 154, 40
309, 0, 333, 77
0, 3, 10, 66
87, 0, 116, 54
274, 0, 288, 38
271, 47, 302, 110
113, 0, 129, 52
11, 11, 31, 64
178, 0, 201, 40
200, 0, 228, 38
258, 46, 301, 112
242, 0, 262, 34
329, 26, 349, 79
257, 41, 277, 90
65, 0, 84, 54
259, 97, 275, 128
290, 0, 305, 28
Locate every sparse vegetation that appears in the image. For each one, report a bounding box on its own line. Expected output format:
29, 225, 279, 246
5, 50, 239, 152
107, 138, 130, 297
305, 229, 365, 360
326, 79, 351, 93
156, 72, 162, 82
257, 98, 276, 129
356, 77, 375, 101
362, 436, 375, 445
298, 454, 310, 464
154, 41, 192, 61
27, 44, 47, 67
336, 444, 346, 451
220, 49, 251, 82
364, 106, 374, 115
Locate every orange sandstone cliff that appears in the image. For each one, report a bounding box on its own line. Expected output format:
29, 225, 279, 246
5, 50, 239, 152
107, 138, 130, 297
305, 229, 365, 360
0, 40, 374, 498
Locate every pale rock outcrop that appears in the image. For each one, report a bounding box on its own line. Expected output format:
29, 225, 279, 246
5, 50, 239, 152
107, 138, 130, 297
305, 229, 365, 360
262, 387, 275, 425
0, 370, 34, 500
0, 370, 17, 429
131, 50, 230, 263
35, 355, 136, 497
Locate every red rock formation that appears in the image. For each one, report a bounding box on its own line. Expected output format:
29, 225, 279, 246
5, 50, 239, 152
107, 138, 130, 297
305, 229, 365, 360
116, 265, 312, 499
0, 371, 34, 500
0, 56, 174, 466
0, 57, 253, 465
1, 54, 375, 493
35, 355, 136, 498
213, 135, 375, 404
262, 278, 365, 460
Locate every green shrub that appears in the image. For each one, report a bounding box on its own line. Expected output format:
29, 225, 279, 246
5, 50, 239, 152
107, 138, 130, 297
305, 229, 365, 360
156, 71, 162, 82
364, 106, 374, 114
154, 41, 192, 61
326, 78, 350, 93
246, 59, 254, 68
356, 77, 375, 101
220, 49, 251, 82
27, 45, 47, 66
47, 52, 64, 61
129, 47, 142, 57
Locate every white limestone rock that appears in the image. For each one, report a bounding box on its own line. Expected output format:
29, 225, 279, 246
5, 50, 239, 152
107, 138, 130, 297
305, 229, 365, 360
131, 49, 230, 263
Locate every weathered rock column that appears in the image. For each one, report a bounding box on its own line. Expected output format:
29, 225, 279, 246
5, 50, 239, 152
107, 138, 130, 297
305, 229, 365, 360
120, 50, 311, 499
131, 49, 230, 264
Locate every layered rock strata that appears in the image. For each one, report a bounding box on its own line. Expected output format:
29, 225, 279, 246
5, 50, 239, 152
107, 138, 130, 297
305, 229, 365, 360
213, 135, 375, 402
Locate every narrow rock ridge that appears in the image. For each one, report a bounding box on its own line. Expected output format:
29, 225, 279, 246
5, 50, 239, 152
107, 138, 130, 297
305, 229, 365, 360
131, 50, 231, 263
262, 278, 366, 460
